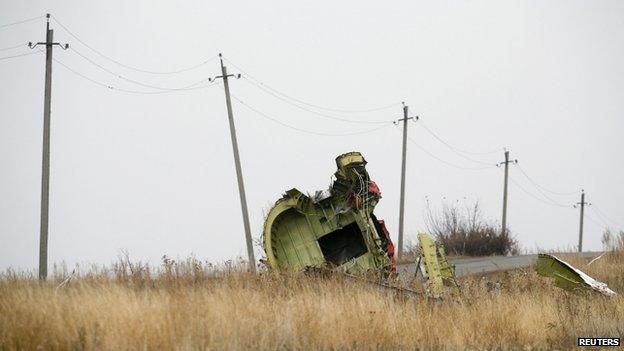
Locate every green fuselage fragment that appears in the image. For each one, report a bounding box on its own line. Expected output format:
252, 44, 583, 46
536, 253, 616, 296
417, 233, 459, 298
261, 152, 394, 274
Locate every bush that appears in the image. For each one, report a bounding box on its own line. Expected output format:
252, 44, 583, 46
425, 201, 518, 256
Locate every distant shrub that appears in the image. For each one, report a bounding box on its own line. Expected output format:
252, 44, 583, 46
425, 201, 518, 256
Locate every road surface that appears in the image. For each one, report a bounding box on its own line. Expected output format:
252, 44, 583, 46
397, 251, 603, 281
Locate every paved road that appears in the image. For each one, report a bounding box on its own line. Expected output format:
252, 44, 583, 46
397, 251, 603, 281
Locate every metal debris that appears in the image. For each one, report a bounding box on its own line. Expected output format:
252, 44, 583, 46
262, 152, 395, 275
536, 253, 616, 296
417, 233, 460, 298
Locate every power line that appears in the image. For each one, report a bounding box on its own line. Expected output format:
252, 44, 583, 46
241, 77, 392, 125
50, 15, 219, 75
587, 209, 608, 228
418, 120, 501, 156
0, 15, 43, 29
55, 49, 392, 134
0, 50, 40, 61
68, 47, 215, 91
585, 211, 607, 229
516, 164, 577, 196
222, 56, 401, 114
418, 120, 498, 165
53, 57, 218, 95
591, 205, 623, 228
508, 175, 572, 209
0, 43, 27, 52
515, 165, 576, 207
229, 92, 392, 137
399, 125, 496, 171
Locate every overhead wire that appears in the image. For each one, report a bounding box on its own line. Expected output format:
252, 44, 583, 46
507, 175, 573, 209
222, 56, 402, 114
241, 77, 393, 125
53, 56, 219, 95
397, 125, 497, 171
0, 50, 40, 61
50, 15, 219, 75
21, 17, 395, 120
509, 165, 618, 229
418, 120, 501, 156
585, 211, 608, 229
0, 43, 27, 52
591, 205, 623, 229
516, 164, 577, 196
587, 209, 610, 228
68, 47, 216, 91
514, 165, 577, 207
228, 92, 392, 137
0, 15, 44, 29
418, 120, 499, 165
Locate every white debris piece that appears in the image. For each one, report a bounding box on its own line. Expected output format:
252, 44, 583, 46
551, 255, 616, 297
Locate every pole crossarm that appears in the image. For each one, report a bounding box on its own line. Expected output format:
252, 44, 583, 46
28, 41, 69, 50
497, 155, 518, 167
28, 14, 69, 50
209, 73, 240, 81
209, 54, 241, 82
574, 191, 591, 208
393, 112, 418, 124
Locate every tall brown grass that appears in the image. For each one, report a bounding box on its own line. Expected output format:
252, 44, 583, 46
1, 252, 622, 350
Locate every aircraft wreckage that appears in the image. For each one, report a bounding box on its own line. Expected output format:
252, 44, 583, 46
261, 152, 460, 298
261, 152, 617, 299
262, 152, 396, 274
536, 254, 616, 296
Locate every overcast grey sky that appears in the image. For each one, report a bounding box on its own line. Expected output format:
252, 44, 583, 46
1, 0, 623, 271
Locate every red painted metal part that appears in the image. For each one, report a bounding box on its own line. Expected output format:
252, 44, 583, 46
368, 181, 381, 197
376, 219, 396, 272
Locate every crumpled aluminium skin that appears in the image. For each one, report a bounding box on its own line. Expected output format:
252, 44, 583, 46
262, 152, 395, 274
536, 253, 616, 297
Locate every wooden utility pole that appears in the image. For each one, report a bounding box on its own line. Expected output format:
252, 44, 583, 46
211, 54, 256, 272
576, 190, 589, 252
28, 14, 68, 280
498, 150, 516, 237
396, 103, 416, 260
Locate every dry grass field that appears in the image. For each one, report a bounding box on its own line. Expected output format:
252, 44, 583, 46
1, 251, 622, 350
